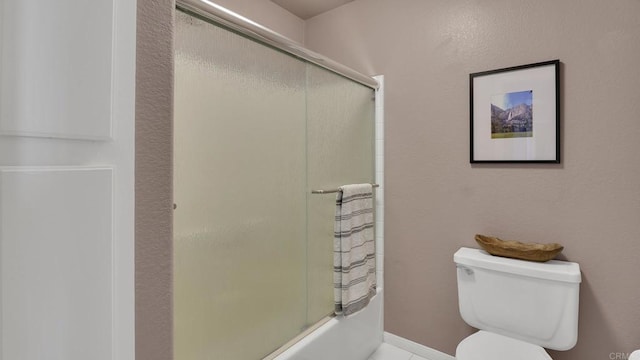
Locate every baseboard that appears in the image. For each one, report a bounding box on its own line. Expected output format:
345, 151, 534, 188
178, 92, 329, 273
383, 332, 455, 360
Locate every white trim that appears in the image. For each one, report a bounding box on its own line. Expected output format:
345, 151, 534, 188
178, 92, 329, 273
384, 332, 455, 360
373, 74, 385, 292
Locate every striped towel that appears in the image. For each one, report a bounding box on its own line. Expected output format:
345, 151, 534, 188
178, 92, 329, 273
334, 183, 376, 316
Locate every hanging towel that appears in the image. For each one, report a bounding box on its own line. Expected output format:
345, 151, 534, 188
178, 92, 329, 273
334, 183, 376, 316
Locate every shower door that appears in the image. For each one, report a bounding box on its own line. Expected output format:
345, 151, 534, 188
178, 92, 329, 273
305, 66, 376, 323
174, 10, 374, 360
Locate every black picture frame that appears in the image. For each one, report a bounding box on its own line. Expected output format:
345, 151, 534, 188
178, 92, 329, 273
470, 60, 560, 163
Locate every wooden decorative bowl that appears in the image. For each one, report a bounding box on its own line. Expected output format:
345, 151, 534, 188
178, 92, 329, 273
474, 234, 564, 262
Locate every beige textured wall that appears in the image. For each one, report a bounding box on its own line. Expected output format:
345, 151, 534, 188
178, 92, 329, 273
136, 0, 174, 359
305, 0, 640, 358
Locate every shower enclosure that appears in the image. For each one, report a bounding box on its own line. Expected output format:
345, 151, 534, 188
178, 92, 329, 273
174, 7, 376, 360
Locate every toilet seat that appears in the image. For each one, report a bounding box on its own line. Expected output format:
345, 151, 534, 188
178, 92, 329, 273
456, 331, 552, 360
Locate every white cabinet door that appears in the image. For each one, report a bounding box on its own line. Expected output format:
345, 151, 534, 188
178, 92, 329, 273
0, 1, 135, 359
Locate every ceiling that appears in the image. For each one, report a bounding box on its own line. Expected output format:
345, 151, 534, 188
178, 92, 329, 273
271, 0, 354, 20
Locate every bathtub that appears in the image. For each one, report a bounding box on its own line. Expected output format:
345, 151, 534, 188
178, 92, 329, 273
275, 288, 384, 360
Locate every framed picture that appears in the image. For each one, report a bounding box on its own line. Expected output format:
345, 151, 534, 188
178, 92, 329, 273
470, 60, 560, 163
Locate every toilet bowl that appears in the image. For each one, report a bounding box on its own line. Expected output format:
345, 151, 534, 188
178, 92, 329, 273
454, 247, 581, 360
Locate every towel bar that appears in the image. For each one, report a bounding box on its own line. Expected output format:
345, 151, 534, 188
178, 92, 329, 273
311, 184, 379, 194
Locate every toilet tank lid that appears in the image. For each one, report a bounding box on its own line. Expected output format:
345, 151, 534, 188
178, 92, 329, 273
454, 247, 581, 283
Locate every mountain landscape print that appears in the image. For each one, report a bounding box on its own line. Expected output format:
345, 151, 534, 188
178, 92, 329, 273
490, 90, 533, 139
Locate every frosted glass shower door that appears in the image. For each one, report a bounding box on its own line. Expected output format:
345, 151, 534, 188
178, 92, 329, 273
174, 8, 376, 360
306, 66, 376, 324
174, 12, 308, 360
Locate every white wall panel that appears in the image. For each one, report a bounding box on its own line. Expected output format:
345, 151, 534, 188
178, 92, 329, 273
0, 0, 114, 139
0, 167, 113, 360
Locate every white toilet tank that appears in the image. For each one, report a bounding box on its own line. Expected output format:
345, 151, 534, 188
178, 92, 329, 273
454, 247, 581, 351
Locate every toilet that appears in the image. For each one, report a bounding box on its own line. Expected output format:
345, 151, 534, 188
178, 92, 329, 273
454, 247, 581, 360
